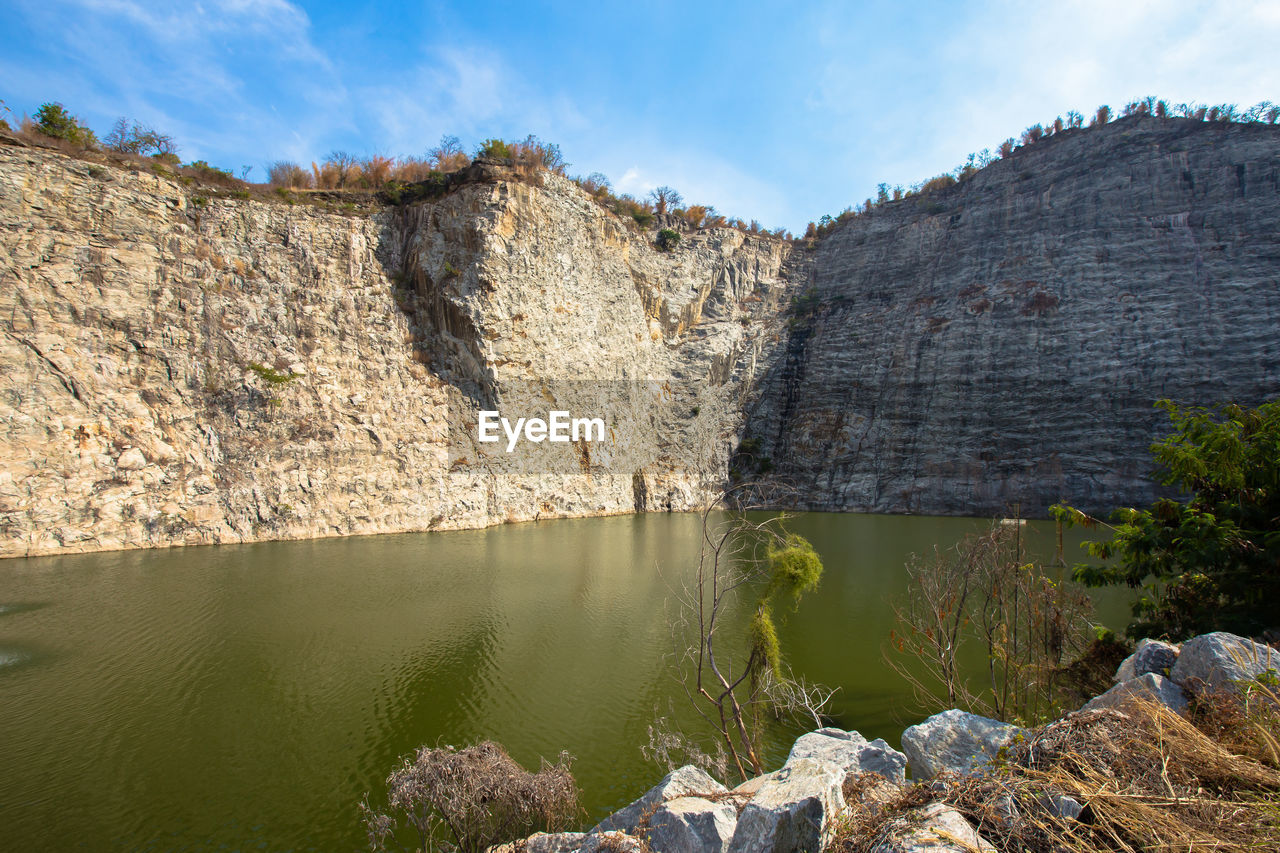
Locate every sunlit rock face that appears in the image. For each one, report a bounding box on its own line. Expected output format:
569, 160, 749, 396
2, 115, 1278, 557
0, 146, 790, 557
746, 117, 1280, 517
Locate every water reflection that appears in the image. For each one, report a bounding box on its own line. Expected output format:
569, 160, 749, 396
0, 513, 1123, 851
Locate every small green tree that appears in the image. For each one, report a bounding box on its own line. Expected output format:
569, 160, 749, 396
34, 102, 97, 146
656, 228, 680, 251
670, 504, 826, 781
1054, 399, 1280, 640
476, 138, 513, 160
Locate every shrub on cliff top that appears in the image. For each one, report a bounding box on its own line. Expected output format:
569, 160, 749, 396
104, 117, 177, 157
34, 102, 97, 147
656, 228, 680, 251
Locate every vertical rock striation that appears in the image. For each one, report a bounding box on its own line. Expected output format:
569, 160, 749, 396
748, 116, 1280, 516
2, 115, 1279, 557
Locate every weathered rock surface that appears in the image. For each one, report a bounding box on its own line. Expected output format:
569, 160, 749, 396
1082, 673, 1189, 714
1115, 638, 1180, 683
728, 758, 845, 853
524, 832, 589, 853
0, 146, 790, 557
645, 796, 738, 853
747, 116, 1280, 517
524, 831, 644, 853
786, 727, 907, 784
901, 710, 1022, 779
1171, 631, 1280, 693
4, 116, 1280, 556
870, 802, 995, 853
592, 765, 727, 835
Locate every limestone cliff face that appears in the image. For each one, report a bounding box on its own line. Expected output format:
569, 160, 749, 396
2, 115, 1278, 558
746, 117, 1280, 516
0, 147, 789, 557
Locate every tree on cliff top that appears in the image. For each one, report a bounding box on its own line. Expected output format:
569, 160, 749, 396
1055, 398, 1280, 640
33, 102, 96, 147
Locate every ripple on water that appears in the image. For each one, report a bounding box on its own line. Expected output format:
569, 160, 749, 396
0, 647, 33, 668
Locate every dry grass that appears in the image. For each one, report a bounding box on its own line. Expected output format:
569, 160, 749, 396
831, 692, 1280, 853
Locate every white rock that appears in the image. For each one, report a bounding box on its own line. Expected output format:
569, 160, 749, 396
1115, 639, 1180, 683
786, 728, 907, 785
1170, 632, 1279, 694
644, 796, 737, 853
116, 447, 147, 470
900, 710, 1022, 780
870, 802, 995, 853
524, 832, 587, 853
727, 757, 844, 853
592, 765, 726, 835
1083, 673, 1188, 714
579, 832, 644, 853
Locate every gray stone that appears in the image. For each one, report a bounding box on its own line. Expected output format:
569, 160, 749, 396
842, 772, 901, 819
901, 710, 1022, 780
786, 728, 907, 784
644, 796, 737, 853
524, 832, 587, 853
727, 758, 844, 853
1115, 639, 1181, 683
578, 833, 644, 853
1171, 632, 1280, 694
870, 802, 995, 853
1083, 673, 1189, 714
592, 765, 727, 835
1041, 792, 1084, 822
730, 773, 775, 798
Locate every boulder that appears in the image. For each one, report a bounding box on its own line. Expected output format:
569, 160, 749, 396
645, 796, 738, 853
727, 758, 845, 853
1114, 639, 1180, 683
579, 832, 644, 853
870, 802, 995, 853
1170, 632, 1279, 694
116, 447, 147, 470
592, 765, 727, 835
842, 772, 902, 819
731, 772, 776, 798
1039, 792, 1084, 822
524, 832, 587, 853
786, 728, 907, 785
900, 710, 1022, 780
1083, 673, 1188, 714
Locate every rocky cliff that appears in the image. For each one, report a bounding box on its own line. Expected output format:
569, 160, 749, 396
0, 146, 790, 557
747, 116, 1280, 516
2, 115, 1278, 557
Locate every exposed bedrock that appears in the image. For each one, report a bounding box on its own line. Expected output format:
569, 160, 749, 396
747, 116, 1280, 516
1, 114, 1278, 556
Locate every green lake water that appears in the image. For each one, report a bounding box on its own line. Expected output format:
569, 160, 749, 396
0, 512, 1127, 851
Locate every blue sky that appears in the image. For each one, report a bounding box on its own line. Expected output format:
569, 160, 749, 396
2, 1, 1278, 231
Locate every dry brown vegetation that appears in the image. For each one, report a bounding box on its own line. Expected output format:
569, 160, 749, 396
361, 741, 579, 853
832, 691, 1280, 853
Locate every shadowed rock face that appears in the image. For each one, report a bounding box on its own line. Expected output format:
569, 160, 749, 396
2, 115, 1279, 557
747, 116, 1280, 517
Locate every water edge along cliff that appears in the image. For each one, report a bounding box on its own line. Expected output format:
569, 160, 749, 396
2, 115, 1278, 558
